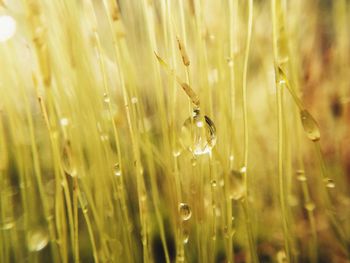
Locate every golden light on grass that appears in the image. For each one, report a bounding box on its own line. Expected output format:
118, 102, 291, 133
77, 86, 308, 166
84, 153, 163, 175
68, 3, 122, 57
0, 0, 349, 262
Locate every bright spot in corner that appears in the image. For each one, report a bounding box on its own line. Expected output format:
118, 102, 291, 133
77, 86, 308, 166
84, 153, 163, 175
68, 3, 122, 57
0, 15, 16, 42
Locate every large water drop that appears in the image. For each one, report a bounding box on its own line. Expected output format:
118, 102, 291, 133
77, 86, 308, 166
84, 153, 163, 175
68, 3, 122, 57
179, 203, 192, 221
181, 109, 216, 155
300, 110, 320, 142
27, 227, 49, 252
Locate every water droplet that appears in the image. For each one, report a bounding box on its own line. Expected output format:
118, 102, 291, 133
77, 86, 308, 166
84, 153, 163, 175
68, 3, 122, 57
275, 66, 288, 88
60, 117, 69, 127
180, 109, 216, 155
0, 15, 16, 42
139, 166, 144, 175
296, 170, 307, 182
215, 207, 221, 217
1, 217, 15, 230
196, 121, 204, 128
172, 141, 182, 157
278, 79, 286, 85
297, 175, 307, 182
182, 229, 189, 244
304, 201, 316, 211
79, 193, 88, 213
177, 254, 185, 262
27, 227, 49, 252
103, 93, 110, 103
239, 166, 247, 174
172, 149, 181, 157
179, 203, 192, 221
226, 57, 233, 67
211, 180, 217, 187
276, 250, 287, 263
228, 169, 245, 200
325, 178, 335, 188
100, 134, 109, 142
131, 97, 138, 104
62, 141, 77, 177
0, 187, 22, 230
300, 110, 320, 141
191, 157, 197, 166
229, 155, 234, 161
114, 163, 122, 177
140, 193, 147, 202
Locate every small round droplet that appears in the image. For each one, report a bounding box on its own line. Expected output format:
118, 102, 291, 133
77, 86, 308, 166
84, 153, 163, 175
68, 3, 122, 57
182, 229, 189, 244
297, 176, 307, 182
27, 227, 49, 252
296, 170, 307, 182
278, 79, 286, 86
177, 254, 185, 262
180, 109, 216, 155
103, 93, 110, 103
173, 149, 181, 157
215, 207, 221, 217
0, 15, 16, 42
140, 193, 147, 202
211, 180, 217, 187
276, 250, 287, 263
114, 163, 122, 177
300, 110, 320, 141
226, 57, 233, 68
100, 134, 109, 142
304, 201, 316, 211
196, 121, 204, 128
239, 166, 247, 174
191, 157, 197, 167
79, 193, 88, 214
179, 203, 192, 221
325, 178, 335, 188
131, 97, 138, 104
60, 118, 69, 127
172, 142, 182, 157
226, 57, 234, 67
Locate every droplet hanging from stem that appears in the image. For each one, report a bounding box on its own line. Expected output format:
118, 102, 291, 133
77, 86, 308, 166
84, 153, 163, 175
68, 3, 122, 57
180, 108, 216, 155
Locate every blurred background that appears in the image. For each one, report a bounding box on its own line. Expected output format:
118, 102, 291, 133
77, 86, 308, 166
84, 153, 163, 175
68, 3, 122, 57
0, 0, 349, 262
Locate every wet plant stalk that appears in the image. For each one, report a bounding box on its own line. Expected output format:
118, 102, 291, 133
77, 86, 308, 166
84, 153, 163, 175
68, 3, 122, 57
241, 0, 259, 262
271, 0, 295, 260
276, 81, 292, 261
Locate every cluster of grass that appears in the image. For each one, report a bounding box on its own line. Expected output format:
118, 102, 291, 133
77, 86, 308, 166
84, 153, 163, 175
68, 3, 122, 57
0, 0, 349, 262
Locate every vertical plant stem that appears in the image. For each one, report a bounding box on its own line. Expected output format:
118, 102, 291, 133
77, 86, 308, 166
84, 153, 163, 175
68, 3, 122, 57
241, 1, 259, 262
